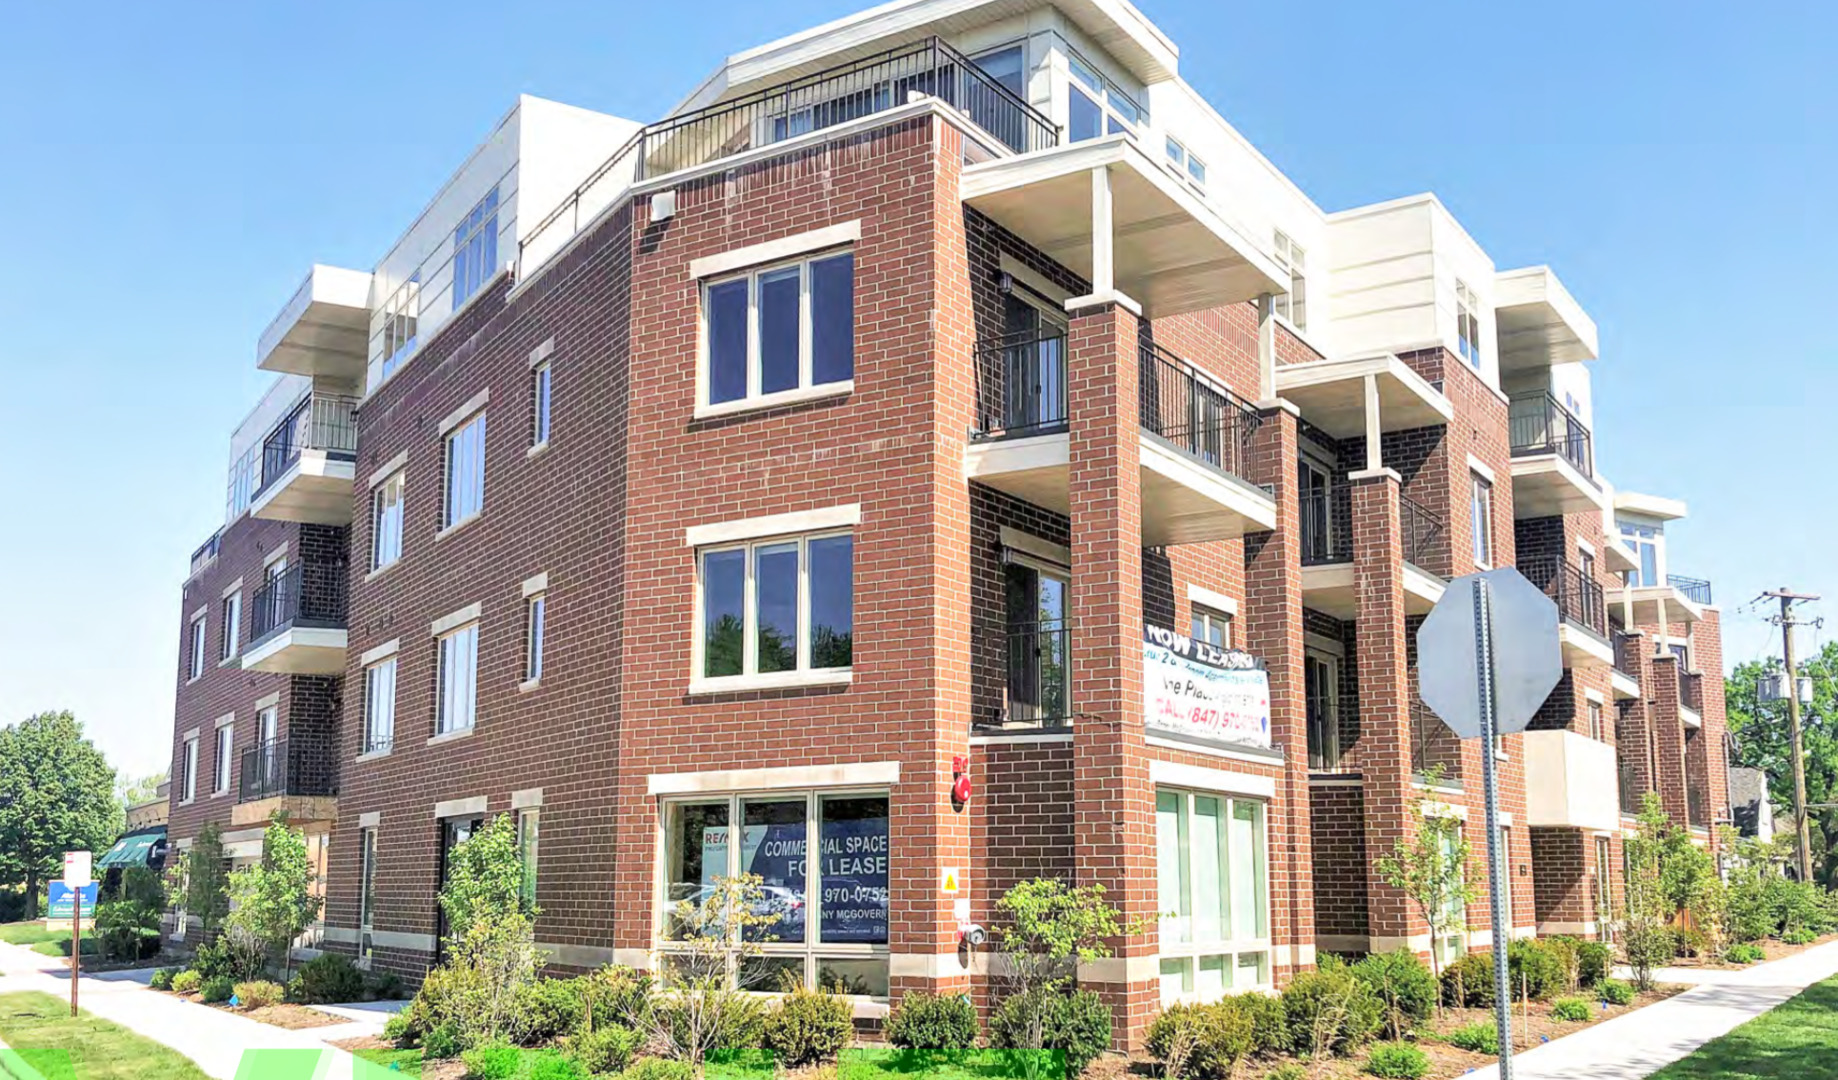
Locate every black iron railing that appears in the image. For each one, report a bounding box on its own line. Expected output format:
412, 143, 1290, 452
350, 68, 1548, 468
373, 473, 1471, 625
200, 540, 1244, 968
1411, 698, 1464, 787
1400, 493, 1444, 571
250, 561, 349, 643
972, 333, 1068, 440
1668, 574, 1713, 606
1139, 343, 1261, 487
1614, 631, 1640, 678
1687, 778, 1710, 828
981, 621, 1072, 732
239, 737, 338, 803
521, 37, 1059, 272
1299, 480, 1350, 566
1508, 392, 1594, 477
256, 392, 359, 496
1680, 669, 1703, 714
1619, 758, 1644, 816
189, 530, 222, 576
1520, 554, 1607, 636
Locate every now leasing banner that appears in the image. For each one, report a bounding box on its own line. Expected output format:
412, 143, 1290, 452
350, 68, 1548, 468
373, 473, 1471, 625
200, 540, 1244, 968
1142, 625, 1272, 749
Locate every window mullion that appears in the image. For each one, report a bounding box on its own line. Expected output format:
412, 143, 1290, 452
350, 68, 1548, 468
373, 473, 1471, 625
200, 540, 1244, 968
747, 273, 762, 400
799, 262, 813, 392
797, 537, 811, 673
743, 544, 758, 676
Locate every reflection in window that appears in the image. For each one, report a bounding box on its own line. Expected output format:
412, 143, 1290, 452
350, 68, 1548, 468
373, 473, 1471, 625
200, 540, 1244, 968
1156, 789, 1270, 1004
698, 534, 853, 681
705, 254, 855, 408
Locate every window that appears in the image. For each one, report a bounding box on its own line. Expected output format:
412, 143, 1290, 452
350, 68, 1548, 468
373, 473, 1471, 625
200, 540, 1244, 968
257, 704, 279, 746
188, 614, 207, 681
1273, 232, 1307, 331
517, 808, 541, 909
364, 658, 397, 754
1304, 648, 1341, 770
358, 827, 378, 962
380, 275, 420, 380
525, 594, 546, 683
453, 187, 500, 305
1157, 789, 1269, 1003
704, 252, 854, 409
1297, 455, 1333, 561
1005, 556, 1070, 724
1588, 699, 1605, 742
180, 737, 198, 803
1432, 826, 1467, 965
531, 361, 552, 447
1067, 53, 1143, 142
1456, 280, 1482, 368
372, 472, 404, 571
969, 44, 1032, 153
1619, 524, 1661, 587
1594, 836, 1613, 931
697, 533, 853, 684
1579, 548, 1596, 584
661, 791, 889, 996
1191, 606, 1231, 649
213, 724, 234, 796
220, 592, 241, 661
437, 623, 479, 735
443, 411, 487, 528
1164, 136, 1206, 188
1470, 474, 1493, 567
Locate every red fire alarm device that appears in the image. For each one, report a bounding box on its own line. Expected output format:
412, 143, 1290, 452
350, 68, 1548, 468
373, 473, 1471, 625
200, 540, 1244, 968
951, 755, 972, 810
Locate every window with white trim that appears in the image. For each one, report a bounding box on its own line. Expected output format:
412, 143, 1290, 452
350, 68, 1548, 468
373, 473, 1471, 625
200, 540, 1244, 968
697, 532, 853, 683
1067, 53, 1143, 142
1588, 700, 1605, 742
380, 275, 419, 380
1456, 279, 1482, 368
213, 723, 233, 796
531, 361, 552, 447
220, 592, 241, 661
704, 252, 854, 409
180, 736, 198, 802
1305, 648, 1342, 770
364, 657, 397, 754
372, 472, 404, 571
443, 411, 486, 528
1619, 524, 1661, 587
517, 807, 540, 909
660, 790, 889, 997
525, 594, 546, 683
1432, 825, 1468, 965
257, 704, 278, 746
453, 187, 500, 305
358, 826, 378, 962
1165, 136, 1206, 188
1470, 474, 1493, 567
1156, 789, 1270, 1003
1273, 232, 1308, 332
188, 614, 207, 681
1191, 606, 1231, 649
436, 622, 479, 735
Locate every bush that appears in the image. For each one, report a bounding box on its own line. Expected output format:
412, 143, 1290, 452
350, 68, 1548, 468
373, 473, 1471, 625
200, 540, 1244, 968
188, 939, 239, 982
526, 1051, 583, 1080
1549, 996, 1591, 1022
170, 970, 202, 995
95, 899, 162, 962
288, 953, 367, 1005
370, 972, 407, 1000
1725, 943, 1765, 964
1674, 925, 1710, 959
1506, 940, 1563, 1001
1235, 991, 1286, 1057
1280, 956, 1382, 1057
461, 1042, 522, 1080
1575, 941, 1613, 988
1596, 978, 1635, 1006
1364, 1041, 1430, 1079
149, 968, 177, 991
887, 991, 978, 1050
1266, 1067, 1306, 1080
201, 976, 235, 1004
383, 1014, 411, 1046
516, 978, 590, 1044
1145, 1000, 1256, 1080
234, 980, 286, 1009
1445, 1021, 1498, 1054
1784, 927, 1817, 945
579, 966, 652, 1030
1440, 953, 1495, 1009
651, 988, 765, 1054
1541, 936, 1581, 993
425, 1024, 464, 1060
621, 1060, 695, 1080
1350, 950, 1436, 1039
564, 1025, 640, 1076
763, 985, 854, 1065
988, 988, 1112, 1077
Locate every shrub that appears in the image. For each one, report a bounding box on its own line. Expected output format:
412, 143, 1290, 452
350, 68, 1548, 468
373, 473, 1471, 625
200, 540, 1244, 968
1784, 927, 1817, 945
289, 953, 367, 1005
1506, 940, 1562, 1001
425, 1024, 464, 1060
526, 1051, 583, 1080
652, 989, 765, 1055
383, 1014, 411, 1046
1674, 925, 1710, 958
1596, 978, 1635, 1006
370, 972, 407, 1000
621, 1060, 695, 1080
1364, 1041, 1430, 1079
1575, 941, 1613, 988
763, 985, 854, 1065
886, 991, 979, 1050
580, 966, 653, 1030
1266, 1067, 1306, 1080
1145, 1000, 1256, 1080
234, 981, 286, 1010
1540, 936, 1581, 993
1351, 950, 1437, 1039
1235, 991, 1286, 1057
1725, 943, 1765, 964
988, 988, 1112, 1077
201, 976, 235, 1004
516, 978, 590, 1045
1440, 953, 1495, 1009
1549, 997, 1591, 1022
188, 939, 238, 982
149, 968, 177, 991
1280, 956, 1382, 1057
460, 1042, 522, 1080
170, 970, 202, 995
564, 1025, 640, 1076
1445, 1022, 1498, 1054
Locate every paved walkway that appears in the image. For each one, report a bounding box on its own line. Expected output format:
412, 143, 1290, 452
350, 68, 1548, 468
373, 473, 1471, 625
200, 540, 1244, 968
1465, 938, 1838, 1079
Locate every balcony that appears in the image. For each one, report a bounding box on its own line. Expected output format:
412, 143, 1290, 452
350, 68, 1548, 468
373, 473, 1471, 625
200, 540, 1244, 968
1412, 698, 1464, 789
1523, 729, 1621, 832
1519, 554, 1612, 669
1508, 392, 1600, 517
235, 737, 338, 827
1273, 353, 1452, 439
1619, 756, 1645, 817
257, 265, 373, 380
1608, 574, 1709, 630
1611, 631, 1641, 700
976, 621, 1072, 734
1299, 484, 1445, 620
249, 391, 359, 525
1493, 267, 1599, 374
242, 562, 349, 676
966, 336, 1277, 546
1668, 574, 1713, 607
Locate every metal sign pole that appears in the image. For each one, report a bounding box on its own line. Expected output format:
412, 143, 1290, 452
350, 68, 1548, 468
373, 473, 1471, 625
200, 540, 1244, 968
70, 887, 80, 1017
1473, 578, 1513, 1078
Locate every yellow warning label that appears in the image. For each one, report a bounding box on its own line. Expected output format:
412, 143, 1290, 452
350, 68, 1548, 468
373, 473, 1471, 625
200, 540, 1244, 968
942, 868, 960, 894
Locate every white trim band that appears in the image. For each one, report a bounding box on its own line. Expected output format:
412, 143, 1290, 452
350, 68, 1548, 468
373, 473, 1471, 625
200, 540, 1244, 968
438, 389, 490, 436
431, 602, 482, 638
434, 796, 488, 819
368, 451, 409, 489
1187, 584, 1239, 617
360, 638, 401, 666
684, 504, 861, 547
689, 221, 861, 280
648, 760, 899, 796
1148, 759, 1277, 799
522, 573, 549, 598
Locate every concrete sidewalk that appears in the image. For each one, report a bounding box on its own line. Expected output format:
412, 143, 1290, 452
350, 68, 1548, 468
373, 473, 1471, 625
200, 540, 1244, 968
1465, 938, 1838, 1079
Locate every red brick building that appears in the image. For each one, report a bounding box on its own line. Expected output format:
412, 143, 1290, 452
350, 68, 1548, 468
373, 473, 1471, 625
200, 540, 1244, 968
165, 0, 1731, 1048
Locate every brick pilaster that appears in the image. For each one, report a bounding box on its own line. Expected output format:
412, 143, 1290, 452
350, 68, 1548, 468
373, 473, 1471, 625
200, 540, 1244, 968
1650, 655, 1690, 824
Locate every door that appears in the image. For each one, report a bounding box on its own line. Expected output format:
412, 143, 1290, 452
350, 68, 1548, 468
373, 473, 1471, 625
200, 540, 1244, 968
1297, 457, 1332, 562
435, 815, 485, 959
1000, 290, 1066, 433
1304, 649, 1340, 769
1004, 558, 1069, 725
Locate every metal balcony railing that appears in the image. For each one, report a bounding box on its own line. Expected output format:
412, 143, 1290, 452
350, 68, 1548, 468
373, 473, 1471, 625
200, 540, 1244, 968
1619, 758, 1644, 816
1614, 631, 1640, 678
189, 530, 223, 577
239, 737, 338, 803
1508, 392, 1594, 477
1680, 669, 1704, 714
256, 392, 359, 496
1411, 698, 1464, 787
1138, 342, 1262, 487
1299, 480, 1351, 566
1668, 574, 1713, 606
1400, 493, 1444, 572
979, 621, 1072, 732
972, 332, 1068, 440
250, 561, 349, 643
1520, 554, 1607, 636
521, 37, 1059, 275
1687, 778, 1710, 828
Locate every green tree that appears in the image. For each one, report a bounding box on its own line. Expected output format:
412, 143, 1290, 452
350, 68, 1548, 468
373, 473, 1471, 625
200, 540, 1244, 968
992, 877, 1145, 1052
1728, 642, 1838, 885
1374, 769, 1476, 998
438, 813, 531, 946
222, 816, 322, 980
176, 821, 232, 938
1622, 794, 1676, 990
0, 711, 123, 918
643, 872, 782, 1073
116, 770, 168, 814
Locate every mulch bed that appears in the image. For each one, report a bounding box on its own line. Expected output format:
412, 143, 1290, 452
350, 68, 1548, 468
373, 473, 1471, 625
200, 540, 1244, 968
155, 990, 342, 1029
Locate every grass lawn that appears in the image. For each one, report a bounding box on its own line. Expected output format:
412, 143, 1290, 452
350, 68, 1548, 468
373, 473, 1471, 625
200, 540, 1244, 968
1650, 973, 1838, 1079
0, 924, 63, 947
0, 991, 208, 1080
352, 1046, 424, 1076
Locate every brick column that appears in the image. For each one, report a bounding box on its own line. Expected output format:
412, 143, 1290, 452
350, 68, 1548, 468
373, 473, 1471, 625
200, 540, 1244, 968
1243, 402, 1314, 977
1650, 655, 1690, 825
1349, 468, 1418, 952
1067, 301, 1155, 1048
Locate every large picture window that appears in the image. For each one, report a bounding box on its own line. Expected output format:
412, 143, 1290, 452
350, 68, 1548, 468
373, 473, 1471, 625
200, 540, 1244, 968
444, 412, 487, 529
697, 533, 852, 685
703, 252, 854, 411
1156, 789, 1270, 1004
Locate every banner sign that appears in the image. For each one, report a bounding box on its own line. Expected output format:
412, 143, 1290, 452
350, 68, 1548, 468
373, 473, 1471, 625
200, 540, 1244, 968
1143, 625, 1271, 749
45, 883, 98, 921
703, 814, 888, 944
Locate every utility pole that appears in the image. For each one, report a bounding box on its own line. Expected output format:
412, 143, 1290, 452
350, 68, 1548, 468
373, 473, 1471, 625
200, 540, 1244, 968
1762, 588, 1820, 882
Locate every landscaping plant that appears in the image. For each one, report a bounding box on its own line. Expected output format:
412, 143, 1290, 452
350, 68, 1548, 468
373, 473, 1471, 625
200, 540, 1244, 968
762, 984, 854, 1065
233, 980, 285, 1009
148, 968, 177, 991
1549, 996, 1592, 1022
1621, 795, 1677, 990
638, 872, 779, 1073
1144, 998, 1261, 1080
564, 1024, 641, 1076
885, 990, 979, 1050
1279, 955, 1383, 1058
169, 970, 201, 995
200, 975, 235, 1004
1363, 1041, 1430, 1079
1374, 772, 1475, 1002
1445, 1021, 1499, 1054
461, 1041, 522, 1080
1440, 952, 1496, 1010
1505, 939, 1562, 1001
288, 952, 367, 1004
221, 815, 322, 982
1596, 978, 1635, 1006
1725, 943, 1764, 964
1351, 949, 1436, 1038
984, 877, 1142, 1073
1575, 940, 1612, 988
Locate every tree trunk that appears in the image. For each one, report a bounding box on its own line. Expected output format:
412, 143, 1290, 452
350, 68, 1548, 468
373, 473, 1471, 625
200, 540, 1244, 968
24, 871, 38, 921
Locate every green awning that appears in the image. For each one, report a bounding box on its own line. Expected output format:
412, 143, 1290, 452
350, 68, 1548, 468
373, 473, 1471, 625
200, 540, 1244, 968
97, 830, 164, 869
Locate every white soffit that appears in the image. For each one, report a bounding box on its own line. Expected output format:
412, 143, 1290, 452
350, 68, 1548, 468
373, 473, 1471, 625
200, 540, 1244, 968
1614, 491, 1688, 521
1495, 266, 1599, 368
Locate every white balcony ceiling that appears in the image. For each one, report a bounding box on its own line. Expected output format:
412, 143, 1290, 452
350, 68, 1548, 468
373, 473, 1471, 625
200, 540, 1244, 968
1274, 354, 1453, 439
257, 265, 372, 380
1495, 266, 1598, 373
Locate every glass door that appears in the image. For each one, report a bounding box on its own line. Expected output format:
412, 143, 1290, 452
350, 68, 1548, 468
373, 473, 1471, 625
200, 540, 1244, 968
1004, 559, 1069, 725
1298, 457, 1333, 562
1304, 649, 1340, 769
1000, 291, 1067, 434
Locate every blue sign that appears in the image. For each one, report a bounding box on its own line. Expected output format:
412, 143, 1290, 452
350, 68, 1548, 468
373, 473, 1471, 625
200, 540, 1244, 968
46, 883, 98, 920
716, 813, 889, 945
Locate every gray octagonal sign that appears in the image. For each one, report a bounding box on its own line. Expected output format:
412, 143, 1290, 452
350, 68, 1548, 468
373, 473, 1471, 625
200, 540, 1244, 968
1416, 568, 1564, 739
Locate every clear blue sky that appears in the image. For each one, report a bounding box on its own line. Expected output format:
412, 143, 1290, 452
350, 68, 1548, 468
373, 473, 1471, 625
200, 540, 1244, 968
1, 0, 1830, 779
